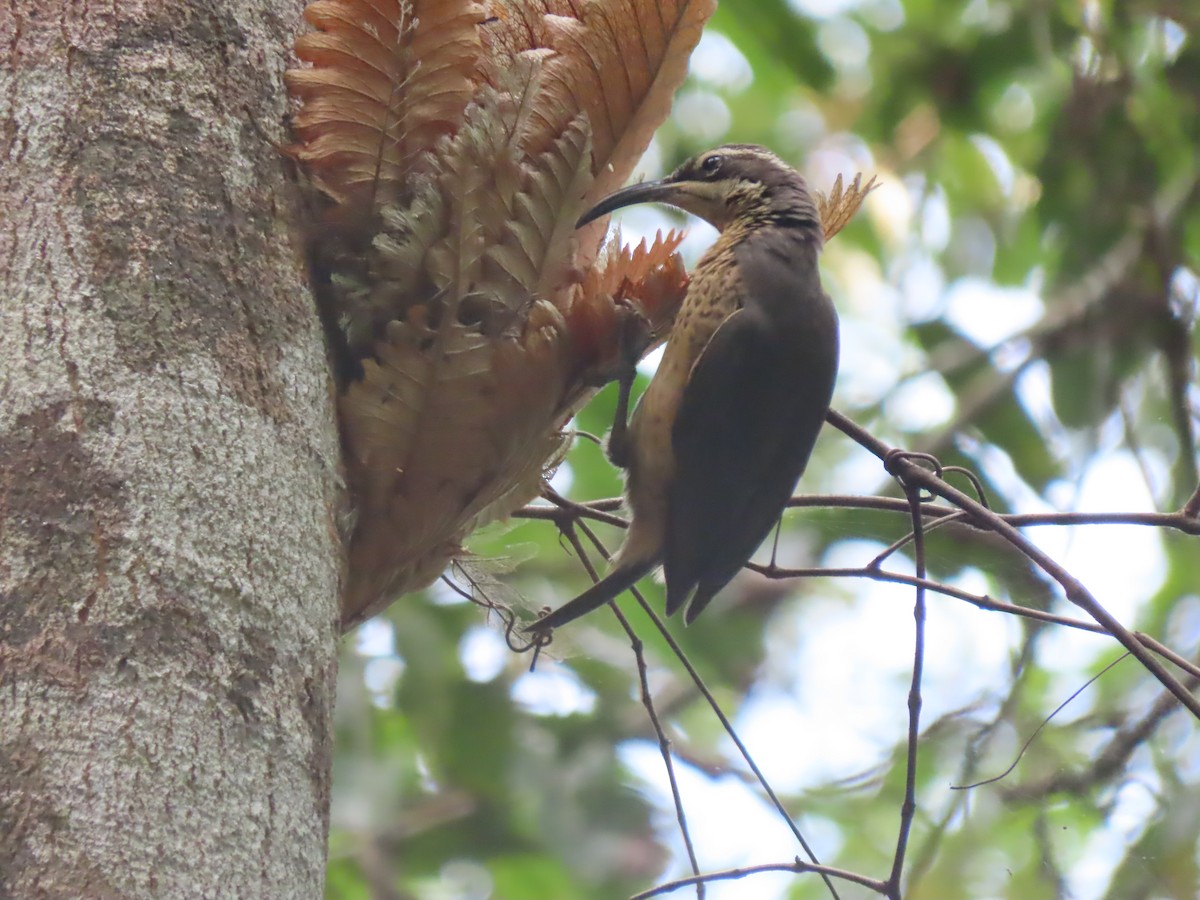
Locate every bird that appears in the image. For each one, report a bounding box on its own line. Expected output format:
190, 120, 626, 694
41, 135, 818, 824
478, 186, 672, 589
527, 144, 839, 630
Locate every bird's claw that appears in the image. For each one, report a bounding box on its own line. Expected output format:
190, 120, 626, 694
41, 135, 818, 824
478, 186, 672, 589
581, 302, 655, 388
615, 301, 654, 369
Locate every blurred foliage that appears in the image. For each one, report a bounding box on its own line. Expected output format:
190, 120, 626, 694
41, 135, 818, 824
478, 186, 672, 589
327, 1, 1200, 898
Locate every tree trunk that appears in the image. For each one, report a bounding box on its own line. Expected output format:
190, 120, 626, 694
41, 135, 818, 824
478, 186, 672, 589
0, 2, 342, 896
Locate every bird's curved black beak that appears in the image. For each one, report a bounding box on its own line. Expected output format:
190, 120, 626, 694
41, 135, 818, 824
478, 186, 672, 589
576, 177, 682, 228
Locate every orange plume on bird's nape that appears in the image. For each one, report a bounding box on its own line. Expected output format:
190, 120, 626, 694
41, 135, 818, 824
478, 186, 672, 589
285, 0, 714, 627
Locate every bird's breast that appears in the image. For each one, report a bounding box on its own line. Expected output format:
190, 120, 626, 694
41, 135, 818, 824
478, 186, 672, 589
626, 239, 744, 485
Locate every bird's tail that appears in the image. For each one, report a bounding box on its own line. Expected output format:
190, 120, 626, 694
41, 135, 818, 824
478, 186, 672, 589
524, 561, 654, 632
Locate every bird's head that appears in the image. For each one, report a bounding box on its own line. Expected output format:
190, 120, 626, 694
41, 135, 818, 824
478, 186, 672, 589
578, 144, 820, 235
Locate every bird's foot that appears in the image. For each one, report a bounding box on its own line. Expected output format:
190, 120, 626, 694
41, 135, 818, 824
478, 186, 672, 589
581, 301, 655, 388
615, 300, 654, 368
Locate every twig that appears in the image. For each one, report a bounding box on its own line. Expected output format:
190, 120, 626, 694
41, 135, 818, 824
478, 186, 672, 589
550, 517, 704, 894
827, 409, 1200, 722
779, 494, 1200, 535
749, 562, 1100, 633
1000, 673, 1192, 801
884, 456, 929, 899
864, 509, 970, 569
632, 630, 705, 899
629, 860, 885, 899
566, 525, 840, 900
952, 653, 1131, 790
1184, 481, 1200, 519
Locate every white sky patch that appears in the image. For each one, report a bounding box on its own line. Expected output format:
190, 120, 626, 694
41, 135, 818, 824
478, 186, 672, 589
672, 90, 733, 144
1052, 452, 1166, 622
775, 104, 826, 151
971, 134, 1016, 196
459, 626, 507, 683
428, 575, 468, 606
896, 253, 947, 321
512, 666, 597, 716
363, 657, 405, 708
638, 342, 666, 377
1069, 776, 1160, 898
1014, 361, 1064, 447
1028, 451, 1166, 678
631, 137, 664, 183
947, 215, 997, 275
861, 0, 905, 31
806, 135, 876, 189
689, 31, 754, 92
547, 459, 574, 495
789, 0, 863, 21
884, 369, 956, 430
354, 617, 395, 657
677, 218, 720, 263
1155, 16, 1188, 62
962, 0, 1013, 31
944, 277, 1044, 344
866, 172, 915, 250
620, 742, 839, 900
817, 16, 871, 72
608, 206, 672, 250
738, 545, 1018, 787
1169, 265, 1199, 320
837, 316, 908, 402
435, 860, 494, 899
918, 185, 951, 251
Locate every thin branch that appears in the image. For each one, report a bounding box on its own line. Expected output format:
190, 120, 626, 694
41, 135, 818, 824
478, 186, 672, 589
515, 489, 629, 528
550, 519, 705, 892
885, 466, 928, 898
633, 633, 705, 898
1000, 673, 1193, 802
757, 561, 1200, 686
952, 653, 1131, 791
1184, 481, 1200, 519
565, 525, 841, 900
629, 860, 886, 899
864, 509, 971, 569
749, 562, 1102, 632
513, 410, 1200, 898
782, 494, 1200, 535
827, 409, 1200, 722
517, 491, 1200, 535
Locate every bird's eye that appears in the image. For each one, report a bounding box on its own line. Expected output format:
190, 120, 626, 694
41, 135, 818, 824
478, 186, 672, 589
700, 155, 723, 177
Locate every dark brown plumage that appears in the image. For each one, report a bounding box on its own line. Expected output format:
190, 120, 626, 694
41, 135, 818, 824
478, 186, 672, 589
528, 144, 839, 629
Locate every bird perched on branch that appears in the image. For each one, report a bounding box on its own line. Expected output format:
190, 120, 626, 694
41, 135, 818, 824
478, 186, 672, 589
529, 144, 841, 630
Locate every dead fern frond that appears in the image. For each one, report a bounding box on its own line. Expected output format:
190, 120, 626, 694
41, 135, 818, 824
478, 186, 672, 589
289, 0, 711, 626
817, 172, 879, 241
287, 0, 486, 210
535, 0, 718, 202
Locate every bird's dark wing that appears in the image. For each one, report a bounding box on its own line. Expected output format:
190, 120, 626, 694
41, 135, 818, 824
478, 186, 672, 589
663, 234, 838, 622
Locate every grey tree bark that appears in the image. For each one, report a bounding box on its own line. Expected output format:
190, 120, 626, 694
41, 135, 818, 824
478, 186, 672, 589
0, 1, 343, 896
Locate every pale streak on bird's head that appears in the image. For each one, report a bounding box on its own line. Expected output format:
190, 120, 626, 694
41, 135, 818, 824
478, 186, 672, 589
576, 144, 821, 237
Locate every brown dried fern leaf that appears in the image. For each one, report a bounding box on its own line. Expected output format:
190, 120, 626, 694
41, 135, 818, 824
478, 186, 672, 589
539, 0, 717, 202
288, 0, 713, 626
817, 172, 879, 241
483, 113, 593, 311
480, 0, 717, 202
564, 229, 688, 371
287, 0, 486, 209
341, 298, 584, 626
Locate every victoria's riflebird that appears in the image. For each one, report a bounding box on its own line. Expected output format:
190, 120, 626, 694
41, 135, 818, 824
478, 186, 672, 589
528, 144, 839, 630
